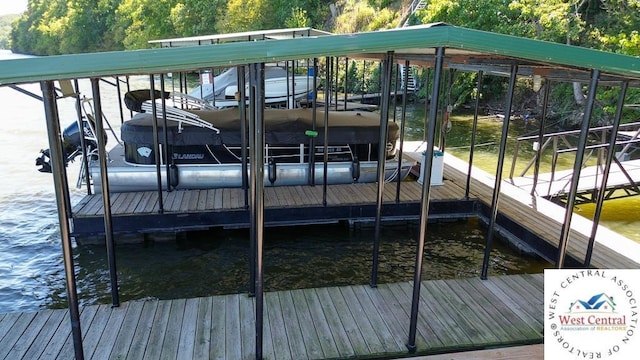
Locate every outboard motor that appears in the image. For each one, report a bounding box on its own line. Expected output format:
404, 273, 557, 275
35, 119, 98, 173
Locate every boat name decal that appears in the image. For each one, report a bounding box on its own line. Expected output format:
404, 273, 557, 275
173, 153, 206, 160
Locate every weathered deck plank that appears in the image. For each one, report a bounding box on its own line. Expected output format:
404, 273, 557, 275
0, 275, 544, 360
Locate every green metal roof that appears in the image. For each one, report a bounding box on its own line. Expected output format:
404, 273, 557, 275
1, 24, 639, 86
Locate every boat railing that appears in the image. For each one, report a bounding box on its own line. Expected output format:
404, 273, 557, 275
139, 102, 220, 134
170, 91, 217, 110
509, 121, 640, 198
81, 95, 123, 147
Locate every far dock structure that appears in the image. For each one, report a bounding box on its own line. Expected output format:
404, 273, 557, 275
2, 23, 640, 360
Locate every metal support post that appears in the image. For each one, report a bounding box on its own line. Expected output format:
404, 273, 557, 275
308, 59, 319, 186
556, 70, 600, 268
395, 60, 410, 203
149, 76, 164, 212
371, 51, 394, 287
584, 81, 627, 266
248, 66, 257, 296
480, 65, 518, 280
322, 57, 331, 205
41, 80, 85, 360
252, 63, 266, 360
466, 71, 483, 198
239, 65, 249, 208
531, 81, 551, 196
407, 47, 445, 353
91, 78, 120, 307
73, 79, 92, 195
160, 74, 172, 192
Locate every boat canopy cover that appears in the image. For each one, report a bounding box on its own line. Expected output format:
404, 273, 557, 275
124, 89, 171, 112
121, 108, 398, 146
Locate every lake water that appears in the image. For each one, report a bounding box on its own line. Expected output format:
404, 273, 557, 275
6, 49, 628, 314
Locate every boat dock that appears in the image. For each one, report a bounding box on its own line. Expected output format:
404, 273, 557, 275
2, 19, 640, 360
70, 149, 640, 269
0, 274, 542, 360
509, 158, 640, 202
3, 153, 639, 359
70, 180, 476, 240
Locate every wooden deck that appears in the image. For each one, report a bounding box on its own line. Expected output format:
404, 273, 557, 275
408, 344, 542, 360
72, 181, 461, 218
69, 179, 477, 237
0, 274, 543, 360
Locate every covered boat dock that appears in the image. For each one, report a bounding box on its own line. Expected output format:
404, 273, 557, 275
1, 24, 640, 359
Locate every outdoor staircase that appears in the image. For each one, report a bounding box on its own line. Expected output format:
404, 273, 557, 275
398, 0, 427, 92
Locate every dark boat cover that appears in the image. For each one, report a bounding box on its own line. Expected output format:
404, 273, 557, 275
121, 108, 398, 146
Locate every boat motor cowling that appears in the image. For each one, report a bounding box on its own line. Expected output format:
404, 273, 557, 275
35, 120, 98, 173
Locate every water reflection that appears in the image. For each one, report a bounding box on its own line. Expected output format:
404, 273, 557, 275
400, 104, 640, 242
50, 220, 548, 309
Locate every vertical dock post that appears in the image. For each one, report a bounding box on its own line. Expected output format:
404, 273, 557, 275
556, 69, 600, 268
159, 74, 172, 191
481, 65, 518, 280
395, 60, 410, 203
41, 80, 85, 360
149, 77, 165, 212
250, 62, 266, 360
239, 65, 249, 208
407, 47, 445, 353
322, 57, 331, 205
73, 79, 92, 195
309, 58, 318, 186
584, 80, 627, 266
531, 80, 551, 196
466, 70, 484, 198
91, 78, 120, 307
371, 51, 393, 287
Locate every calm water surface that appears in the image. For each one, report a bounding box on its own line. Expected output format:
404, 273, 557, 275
6, 51, 627, 314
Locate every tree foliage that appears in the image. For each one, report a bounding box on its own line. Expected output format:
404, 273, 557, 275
10, 0, 332, 54
0, 14, 20, 49
6, 0, 640, 117
412, 0, 640, 122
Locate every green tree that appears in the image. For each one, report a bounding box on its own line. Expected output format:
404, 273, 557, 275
0, 14, 20, 49
169, 0, 225, 37
115, 0, 180, 49
216, 0, 270, 32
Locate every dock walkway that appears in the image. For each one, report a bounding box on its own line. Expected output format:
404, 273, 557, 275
440, 153, 640, 269
0, 274, 542, 360
509, 158, 640, 199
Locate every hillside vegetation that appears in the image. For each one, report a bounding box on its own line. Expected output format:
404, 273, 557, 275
0, 14, 20, 49
6, 1, 639, 57
3, 0, 640, 122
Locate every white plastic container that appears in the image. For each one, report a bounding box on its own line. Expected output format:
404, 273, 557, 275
417, 150, 444, 186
